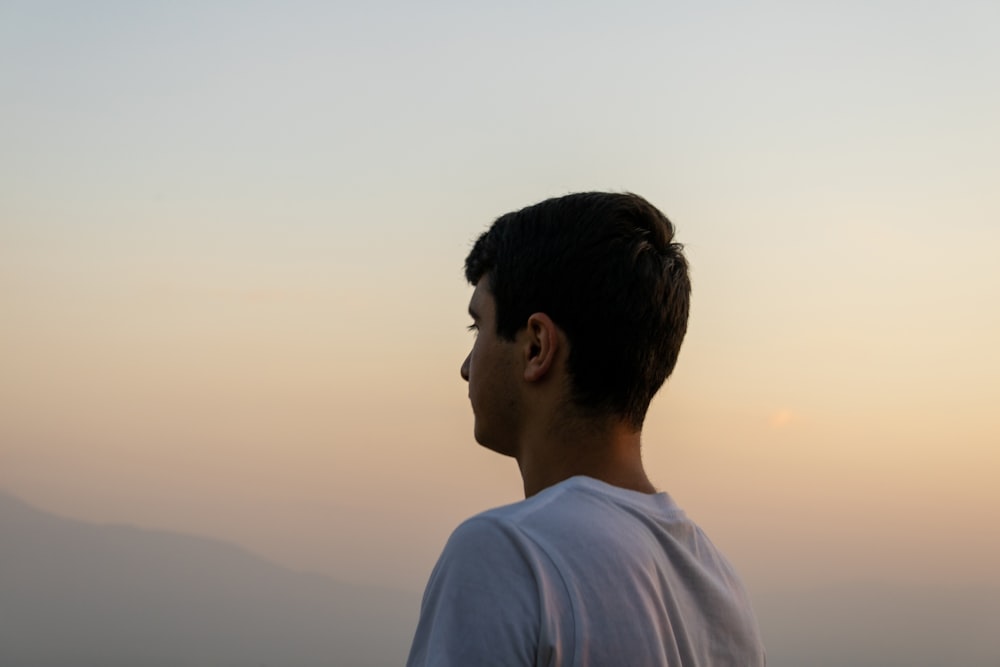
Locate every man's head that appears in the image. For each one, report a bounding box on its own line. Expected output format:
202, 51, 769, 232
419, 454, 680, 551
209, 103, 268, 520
464, 192, 690, 431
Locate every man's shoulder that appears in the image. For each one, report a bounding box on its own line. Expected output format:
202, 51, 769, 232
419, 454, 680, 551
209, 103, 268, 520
440, 477, 608, 559
448, 478, 565, 535
449, 476, 692, 565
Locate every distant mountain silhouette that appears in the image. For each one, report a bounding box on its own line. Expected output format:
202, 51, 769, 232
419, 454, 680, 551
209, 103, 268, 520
0, 491, 418, 667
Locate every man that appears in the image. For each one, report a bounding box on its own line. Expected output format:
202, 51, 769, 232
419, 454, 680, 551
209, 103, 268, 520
407, 192, 765, 666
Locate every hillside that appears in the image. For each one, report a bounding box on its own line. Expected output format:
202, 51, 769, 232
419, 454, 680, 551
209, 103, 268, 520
0, 492, 419, 667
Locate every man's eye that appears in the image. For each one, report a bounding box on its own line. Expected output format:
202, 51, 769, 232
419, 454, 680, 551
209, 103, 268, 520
467, 324, 478, 333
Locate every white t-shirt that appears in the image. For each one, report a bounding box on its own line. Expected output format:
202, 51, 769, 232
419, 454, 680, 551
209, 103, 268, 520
407, 476, 765, 667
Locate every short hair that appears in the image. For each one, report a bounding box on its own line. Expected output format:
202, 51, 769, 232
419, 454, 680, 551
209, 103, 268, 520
465, 192, 690, 429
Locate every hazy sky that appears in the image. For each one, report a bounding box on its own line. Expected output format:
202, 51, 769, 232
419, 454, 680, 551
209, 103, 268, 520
2, 0, 998, 600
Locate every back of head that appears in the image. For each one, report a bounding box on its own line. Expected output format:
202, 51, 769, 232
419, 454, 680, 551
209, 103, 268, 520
465, 192, 690, 429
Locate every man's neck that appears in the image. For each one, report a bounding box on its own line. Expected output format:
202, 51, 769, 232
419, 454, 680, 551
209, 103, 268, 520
515, 417, 655, 498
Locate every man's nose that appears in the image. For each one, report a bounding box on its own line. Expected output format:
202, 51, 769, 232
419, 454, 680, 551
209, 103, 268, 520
460, 353, 470, 381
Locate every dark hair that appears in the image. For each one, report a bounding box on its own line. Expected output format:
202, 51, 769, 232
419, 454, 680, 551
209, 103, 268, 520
465, 192, 690, 429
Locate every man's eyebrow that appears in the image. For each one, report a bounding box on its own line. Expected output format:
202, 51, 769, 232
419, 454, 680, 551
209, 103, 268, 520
468, 305, 480, 320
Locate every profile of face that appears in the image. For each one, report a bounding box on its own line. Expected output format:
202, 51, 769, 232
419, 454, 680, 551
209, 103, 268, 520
460, 278, 521, 457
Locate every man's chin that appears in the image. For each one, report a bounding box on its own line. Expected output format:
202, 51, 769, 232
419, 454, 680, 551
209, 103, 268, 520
473, 428, 517, 458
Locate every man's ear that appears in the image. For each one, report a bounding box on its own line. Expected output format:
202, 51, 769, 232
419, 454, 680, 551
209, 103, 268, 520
523, 313, 560, 382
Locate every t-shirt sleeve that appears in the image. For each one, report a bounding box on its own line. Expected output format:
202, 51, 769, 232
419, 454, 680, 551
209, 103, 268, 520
406, 516, 540, 667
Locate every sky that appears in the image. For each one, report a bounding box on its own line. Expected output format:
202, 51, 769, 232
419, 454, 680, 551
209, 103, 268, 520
2, 0, 998, 617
